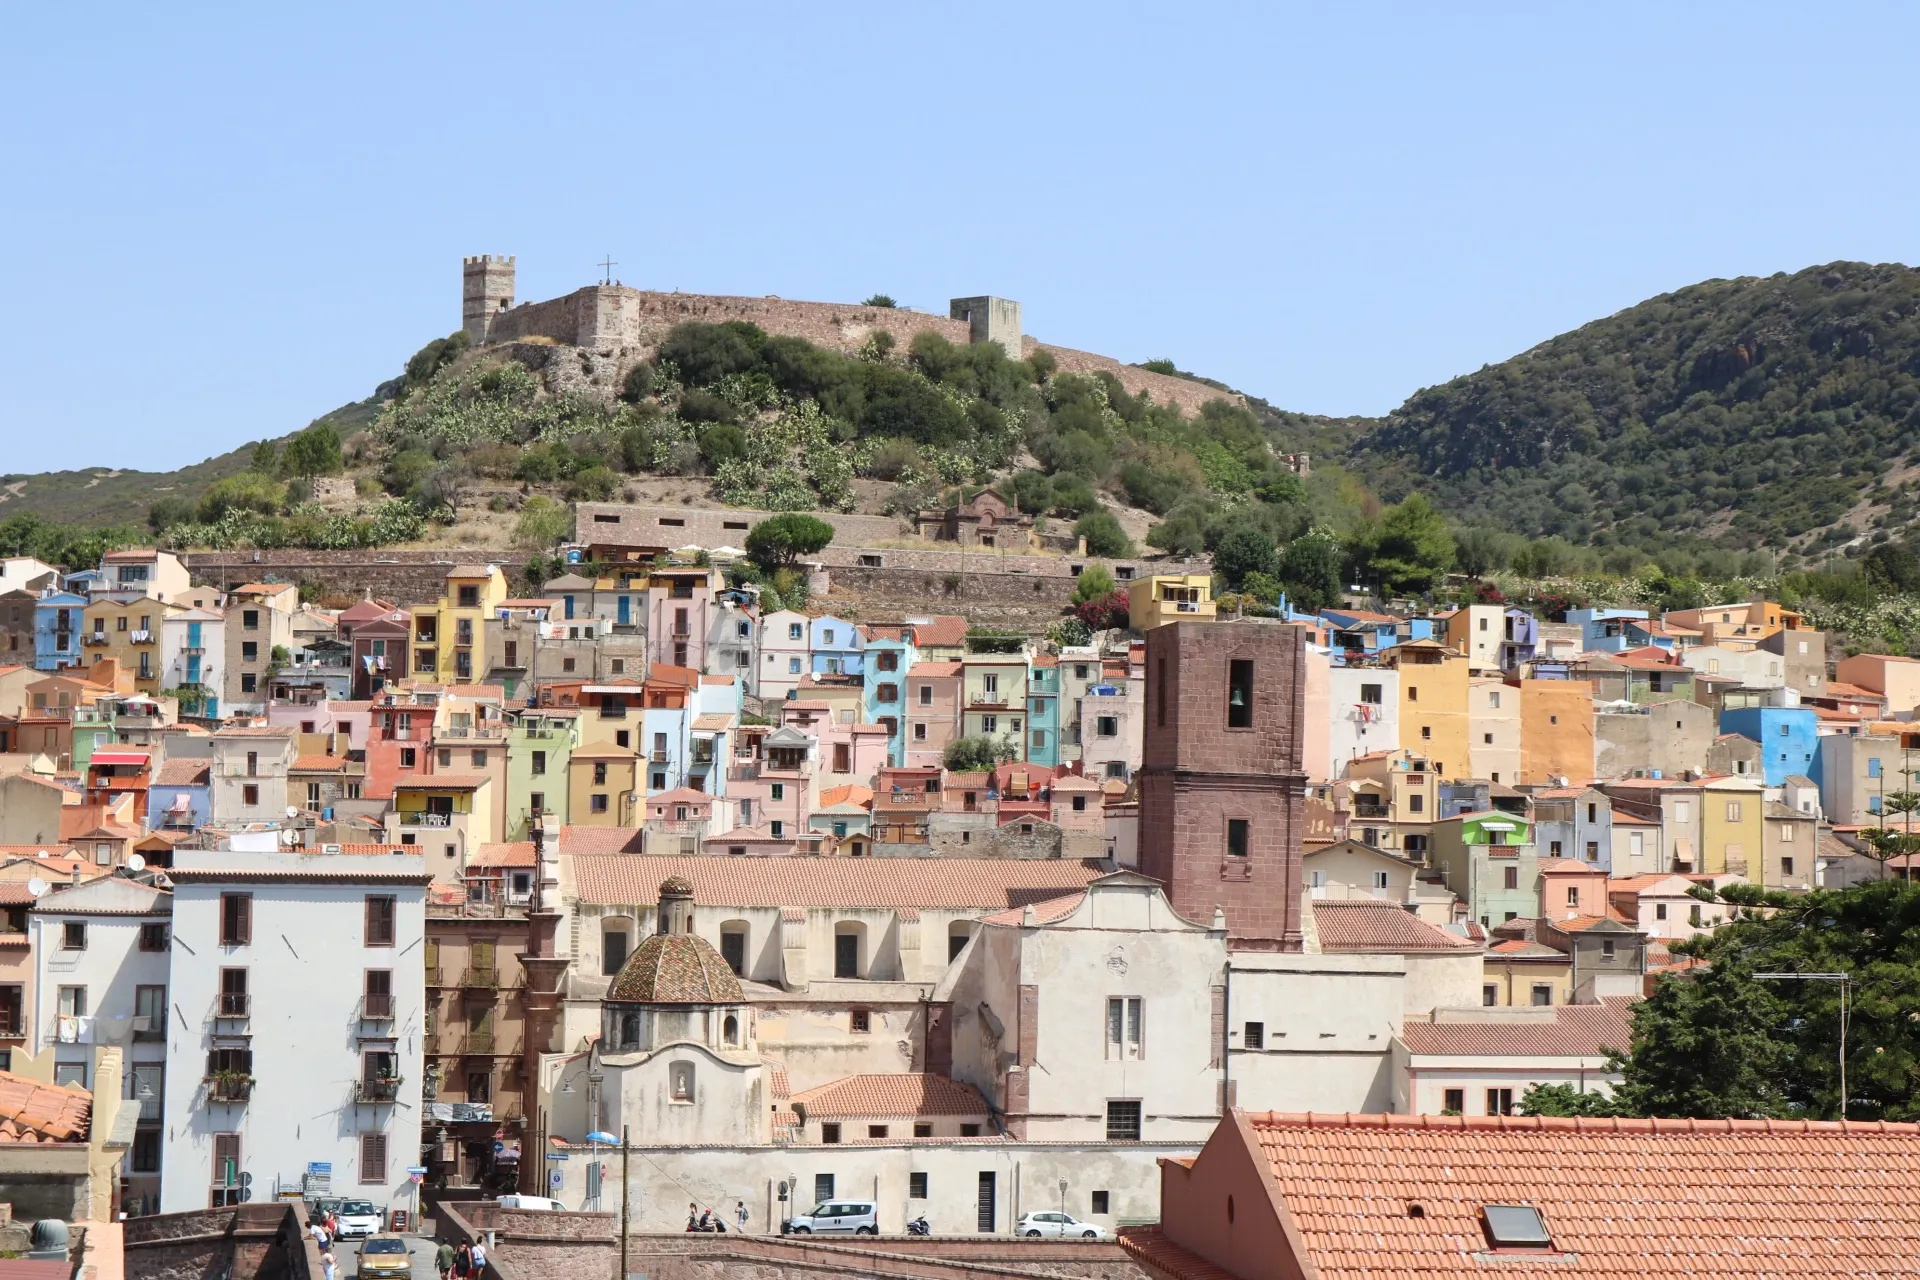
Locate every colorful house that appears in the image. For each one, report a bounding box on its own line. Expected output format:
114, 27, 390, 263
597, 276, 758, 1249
1025, 655, 1062, 767
1428, 808, 1537, 927
410, 564, 509, 684
1719, 705, 1818, 786
1389, 641, 1470, 781
32, 590, 86, 672
1126, 574, 1215, 632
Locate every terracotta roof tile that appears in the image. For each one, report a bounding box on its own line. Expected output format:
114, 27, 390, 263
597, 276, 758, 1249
1118, 1227, 1239, 1280
0, 1071, 90, 1144
1313, 900, 1479, 953
470, 842, 536, 868
1402, 999, 1633, 1057
292, 754, 351, 772
153, 759, 210, 787
559, 826, 646, 855
1237, 1108, 1920, 1278
980, 892, 1086, 927
905, 616, 968, 648
572, 855, 1109, 909
787, 1073, 989, 1119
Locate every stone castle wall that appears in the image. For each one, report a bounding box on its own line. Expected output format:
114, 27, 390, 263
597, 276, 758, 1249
483, 285, 1237, 416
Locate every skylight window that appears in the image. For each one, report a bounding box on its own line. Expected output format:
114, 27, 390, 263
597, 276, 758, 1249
1482, 1205, 1552, 1248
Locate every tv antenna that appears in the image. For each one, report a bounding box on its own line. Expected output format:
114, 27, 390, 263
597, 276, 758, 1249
599, 255, 619, 286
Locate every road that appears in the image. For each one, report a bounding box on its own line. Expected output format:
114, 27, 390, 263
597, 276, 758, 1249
333, 1234, 442, 1280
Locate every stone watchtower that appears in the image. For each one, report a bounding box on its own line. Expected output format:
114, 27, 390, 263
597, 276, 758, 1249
462, 255, 516, 343
1136, 621, 1308, 951
949, 295, 1023, 361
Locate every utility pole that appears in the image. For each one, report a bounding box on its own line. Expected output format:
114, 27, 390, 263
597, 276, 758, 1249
620, 1125, 630, 1280
1754, 972, 1850, 1118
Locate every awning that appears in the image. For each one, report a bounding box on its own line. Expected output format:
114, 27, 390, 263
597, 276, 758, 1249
1480, 821, 1517, 831
91, 752, 150, 767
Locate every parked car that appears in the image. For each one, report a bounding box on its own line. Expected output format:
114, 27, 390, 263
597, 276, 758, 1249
497, 1195, 568, 1212
784, 1200, 878, 1234
354, 1235, 413, 1280
335, 1200, 382, 1239
1018, 1211, 1108, 1239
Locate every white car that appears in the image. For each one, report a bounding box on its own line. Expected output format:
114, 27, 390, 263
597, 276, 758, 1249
335, 1200, 382, 1239
785, 1200, 878, 1234
497, 1195, 568, 1212
1018, 1211, 1108, 1239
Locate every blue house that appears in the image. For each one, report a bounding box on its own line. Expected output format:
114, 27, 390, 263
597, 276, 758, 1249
33, 590, 87, 671
1566, 608, 1650, 654
148, 757, 212, 831
1026, 657, 1062, 767
809, 615, 864, 678
1532, 786, 1615, 869
1499, 609, 1539, 669
1719, 706, 1818, 787
862, 626, 919, 764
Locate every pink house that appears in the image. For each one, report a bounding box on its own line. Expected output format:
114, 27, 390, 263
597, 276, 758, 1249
903, 660, 962, 768
1050, 773, 1105, 833
643, 785, 715, 854
645, 567, 716, 671
1538, 856, 1611, 921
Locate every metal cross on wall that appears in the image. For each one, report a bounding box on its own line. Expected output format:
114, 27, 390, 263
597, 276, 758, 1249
599, 256, 618, 285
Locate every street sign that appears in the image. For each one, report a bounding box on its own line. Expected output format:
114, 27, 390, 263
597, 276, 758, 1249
410, 1174, 424, 1186
405, 1166, 428, 1176
549, 1170, 563, 1191
308, 1162, 333, 1175
545, 1151, 569, 1161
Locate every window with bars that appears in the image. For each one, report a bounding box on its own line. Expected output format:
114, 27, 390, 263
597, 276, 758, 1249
1105, 1100, 1142, 1141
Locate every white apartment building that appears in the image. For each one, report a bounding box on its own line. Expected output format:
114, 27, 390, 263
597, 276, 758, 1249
758, 610, 810, 701
160, 607, 227, 717
207, 727, 295, 826
160, 850, 427, 1215
1326, 664, 1400, 776
29, 874, 173, 1212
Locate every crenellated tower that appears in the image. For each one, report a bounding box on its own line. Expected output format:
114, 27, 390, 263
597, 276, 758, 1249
462, 254, 516, 343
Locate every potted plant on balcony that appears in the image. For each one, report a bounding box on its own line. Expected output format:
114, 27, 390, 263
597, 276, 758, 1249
209, 1069, 255, 1100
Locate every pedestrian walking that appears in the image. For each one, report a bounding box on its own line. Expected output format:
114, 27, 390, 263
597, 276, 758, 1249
321, 1250, 336, 1280
453, 1241, 473, 1280
735, 1200, 749, 1233
469, 1237, 488, 1274
435, 1239, 454, 1280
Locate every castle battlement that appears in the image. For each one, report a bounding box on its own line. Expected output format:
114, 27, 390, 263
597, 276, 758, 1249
463, 254, 515, 267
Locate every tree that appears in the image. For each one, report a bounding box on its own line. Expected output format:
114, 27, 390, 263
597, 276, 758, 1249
146, 497, 196, 533
1075, 510, 1133, 557
1074, 590, 1130, 632
746, 513, 835, 569
1350, 494, 1454, 595
862, 294, 897, 308
1611, 880, 1920, 1121
944, 736, 1002, 772
513, 498, 573, 550
1072, 565, 1117, 606
1519, 1083, 1629, 1117
1277, 529, 1344, 612
1212, 522, 1279, 590
281, 423, 343, 478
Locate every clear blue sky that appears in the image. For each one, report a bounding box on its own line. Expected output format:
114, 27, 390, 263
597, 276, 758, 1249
2, 3, 1914, 476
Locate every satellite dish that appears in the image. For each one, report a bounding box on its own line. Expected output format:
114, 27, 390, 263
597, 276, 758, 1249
126, 854, 147, 873
281, 829, 300, 847
25, 879, 48, 899
285, 807, 299, 820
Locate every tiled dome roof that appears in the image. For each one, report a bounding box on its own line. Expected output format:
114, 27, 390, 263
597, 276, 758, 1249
607, 933, 742, 1004
658, 875, 695, 897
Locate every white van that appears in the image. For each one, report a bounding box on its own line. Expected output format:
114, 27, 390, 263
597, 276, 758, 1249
785, 1200, 878, 1234
496, 1195, 567, 1212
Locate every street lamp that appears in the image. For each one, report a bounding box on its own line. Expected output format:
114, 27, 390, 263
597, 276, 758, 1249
1753, 971, 1850, 1119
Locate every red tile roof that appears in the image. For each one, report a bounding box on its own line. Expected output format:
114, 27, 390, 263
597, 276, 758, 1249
559, 827, 646, 854
0, 1072, 90, 1144
292, 755, 351, 772
571, 855, 1109, 909
906, 616, 969, 648
1401, 999, 1633, 1057
1231, 1109, 1920, 1279
979, 892, 1086, 927
471, 842, 535, 868
153, 759, 210, 787
787, 1073, 989, 1119
1313, 900, 1478, 953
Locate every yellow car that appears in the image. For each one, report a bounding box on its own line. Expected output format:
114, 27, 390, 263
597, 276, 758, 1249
355, 1235, 412, 1280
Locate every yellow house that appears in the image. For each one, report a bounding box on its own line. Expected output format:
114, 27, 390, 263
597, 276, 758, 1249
411, 564, 509, 683
1443, 604, 1506, 670
961, 653, 1030, 748
81, 597, 177, 695
1700, 774, 1766, 877
1389, 641, 1469, 780
1127, 574, 1215, 631
568, 747, 641, 827
386, 775, 496, 879
1466, 676, 1522, 786
1664, 599, 1805, 646
1519, 679, 1595, 785
1344, 748, 1441, 862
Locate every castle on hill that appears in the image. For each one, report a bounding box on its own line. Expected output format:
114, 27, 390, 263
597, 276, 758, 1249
460, 254, 1022, 361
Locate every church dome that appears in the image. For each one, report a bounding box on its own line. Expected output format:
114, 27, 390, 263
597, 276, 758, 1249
608, 932, 742, 1004
658, 874, 694, 897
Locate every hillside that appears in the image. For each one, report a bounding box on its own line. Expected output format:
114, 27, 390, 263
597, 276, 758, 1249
1349, 261, 1920, 557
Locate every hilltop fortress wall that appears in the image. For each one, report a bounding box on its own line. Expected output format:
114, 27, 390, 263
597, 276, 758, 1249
461, 257, 1237, 416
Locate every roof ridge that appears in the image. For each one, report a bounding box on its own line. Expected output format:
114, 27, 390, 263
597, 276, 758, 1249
1241, 1109, 1919, 1134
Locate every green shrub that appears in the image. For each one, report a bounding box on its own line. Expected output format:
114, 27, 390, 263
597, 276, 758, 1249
567, 465, 619, 502
862, 294, 897, 308
678, 388, 741, 425
863, 438, 922, 481
657, 321, 764, 386
1075, 510, 1133, 557
1213, 522, 1280, 589
146, 497, 196, 532
198, 472, 287, 522
619, 362, 657, 403
1072, 565, 1117, 605
698, 423, 749, 469
514, 497, 573, 549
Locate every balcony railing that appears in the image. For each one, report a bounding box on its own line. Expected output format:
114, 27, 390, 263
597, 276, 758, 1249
649, 749, 668, 763
461, 968, 499, 989
1354, 804, 1390, 819
399, 812, 453, 827
206, 1074, 254, 1102
218, 993, 251, 1018
424, 966, 444, 986
84, 634, 110, 647
354, 1076, 403, 1104
463, 1031, 495, 1054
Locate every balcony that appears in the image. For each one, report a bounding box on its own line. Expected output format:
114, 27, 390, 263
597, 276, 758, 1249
84, 634, 110, 647
206, 1073, 254, 1103
424, 966, 444, 986
398, 812, 453, 828
363, 993, 394, 1020
461, 968, 499, 990
354, 1076, 404, 1104
649, 749, 668, 763
218, 993, 251, 1018
1354, 803, 1390, 819
130, 630, 155, 644
463, 1031, 495, 1055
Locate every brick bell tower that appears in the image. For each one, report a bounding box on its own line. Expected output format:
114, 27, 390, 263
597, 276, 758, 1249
1137, 621, 1307, 951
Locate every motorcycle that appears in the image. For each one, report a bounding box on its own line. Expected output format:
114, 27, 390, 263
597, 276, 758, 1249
907, 1215, 931, 1236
